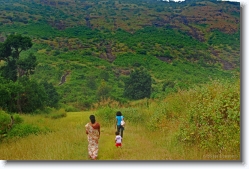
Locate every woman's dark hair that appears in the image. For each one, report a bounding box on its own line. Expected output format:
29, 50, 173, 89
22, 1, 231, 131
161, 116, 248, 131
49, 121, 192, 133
89, 115, 96, 124
116, 111, 122, 116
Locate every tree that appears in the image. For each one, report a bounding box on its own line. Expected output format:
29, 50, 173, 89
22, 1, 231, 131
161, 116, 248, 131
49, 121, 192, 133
1, 60, 18, 81
17, 77, 48, 113
0, 76, 22, 112
0, 34, 33, 113
124, 67, 152, 100
0, 34, 52, 113
17, 53, 37, 77
99, 71, 109, 81
40, 81, 60, 108
96, 80, 112, 100
0, 34, 33, 81
0, 76, 49, 113
86, 75, 97, 90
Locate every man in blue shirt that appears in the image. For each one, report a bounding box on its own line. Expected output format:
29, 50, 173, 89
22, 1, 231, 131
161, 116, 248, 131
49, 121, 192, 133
115, 111, 124, 138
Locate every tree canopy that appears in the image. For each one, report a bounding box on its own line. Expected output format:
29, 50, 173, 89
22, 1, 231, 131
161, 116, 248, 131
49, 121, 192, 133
124, 67, 152, 100
0, 34, 33, 81
0, 34, 60, 113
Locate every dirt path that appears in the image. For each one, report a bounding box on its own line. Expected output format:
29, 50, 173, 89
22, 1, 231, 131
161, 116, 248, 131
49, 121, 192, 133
0, 112, 173, 160
98, 124, 172, 160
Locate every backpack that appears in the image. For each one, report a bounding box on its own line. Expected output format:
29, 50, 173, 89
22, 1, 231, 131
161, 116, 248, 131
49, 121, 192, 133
121, 119, 125, 127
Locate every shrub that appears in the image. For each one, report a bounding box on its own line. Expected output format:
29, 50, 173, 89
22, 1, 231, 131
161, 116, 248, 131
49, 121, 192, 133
177, 80, 240, 153
0, 110, 11, 134
96, 106, 147, 127
95, 107, 115, 126
162, 80, 175, 91
44, 109, 67, 119
0, 111, 26, 141
34, 107, 54, 114
96, 80, 112, 100
119, 107, 146, 124
77, 98, 94, 110
12, 113, 24, 124
65, 105, 79, 112
7, 123, 41, 138
49, 112, 67, 119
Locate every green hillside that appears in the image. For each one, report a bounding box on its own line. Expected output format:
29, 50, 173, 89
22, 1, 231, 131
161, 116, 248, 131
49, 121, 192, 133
0, 0, 240, 160
0, 0, 240, 110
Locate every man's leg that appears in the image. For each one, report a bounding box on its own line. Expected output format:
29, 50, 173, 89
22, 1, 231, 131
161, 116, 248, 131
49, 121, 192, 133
117, 125, 121, 133
120, 127, 124, 138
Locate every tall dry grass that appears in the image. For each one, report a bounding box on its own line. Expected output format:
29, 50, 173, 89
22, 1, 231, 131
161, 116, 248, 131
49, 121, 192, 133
0, 111, 239, 160
0, 111, 184, 160
0, 80, 240, 160
0, 112, 89, 160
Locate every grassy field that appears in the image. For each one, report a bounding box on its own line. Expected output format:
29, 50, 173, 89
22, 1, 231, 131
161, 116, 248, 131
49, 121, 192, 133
0, 0, 240, 162
0, 111, 192, 160
0, 79, 240, 160
0, 110, 239, 161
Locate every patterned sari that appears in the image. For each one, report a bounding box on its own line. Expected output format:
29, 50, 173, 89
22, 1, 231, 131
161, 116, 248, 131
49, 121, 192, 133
85, 123, 99, 159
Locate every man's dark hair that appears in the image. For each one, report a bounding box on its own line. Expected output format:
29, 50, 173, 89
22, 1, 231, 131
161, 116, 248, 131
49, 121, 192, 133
116, 111, 122, 116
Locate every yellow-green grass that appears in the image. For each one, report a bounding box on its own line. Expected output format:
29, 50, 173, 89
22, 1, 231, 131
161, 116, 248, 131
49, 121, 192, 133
0, 81, 240, 160
0, 111, 169, 160
0, 80, 240, 160
0, 111, 174, 160
0, 112, 89, 160
0, 110, 239, 160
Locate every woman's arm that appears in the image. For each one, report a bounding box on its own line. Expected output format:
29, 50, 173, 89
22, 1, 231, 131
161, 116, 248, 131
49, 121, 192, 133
85, 124, 88, 134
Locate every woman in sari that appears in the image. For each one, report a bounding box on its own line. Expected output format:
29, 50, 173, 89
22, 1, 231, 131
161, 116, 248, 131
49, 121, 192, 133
85, 115, 100, 160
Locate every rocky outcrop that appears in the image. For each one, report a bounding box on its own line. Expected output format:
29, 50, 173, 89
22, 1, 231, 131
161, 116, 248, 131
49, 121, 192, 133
113, 68, 131, 78
59, 71, 70, 85
48, 20, 66, 30
105, 44, 116, 62
85, 15, 91, 29
157, 56, 172, 63
209, 47, 234, 70
188, 25, 205, 42
0, 36, 5, 42
98, 41, 116, 62
221, 60, 234, 70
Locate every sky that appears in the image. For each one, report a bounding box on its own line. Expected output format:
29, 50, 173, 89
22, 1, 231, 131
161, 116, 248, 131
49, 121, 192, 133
0, 0, 248, 168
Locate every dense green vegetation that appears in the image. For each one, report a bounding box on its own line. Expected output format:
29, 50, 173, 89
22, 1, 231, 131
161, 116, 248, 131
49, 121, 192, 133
0, 0, 240, 160
124, 68, 152, 100
0, 35, 59, 113
95, 79, 240, 157
0, 79, 240, 160
177, 80, 240, 153
0, 0, 240, 110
